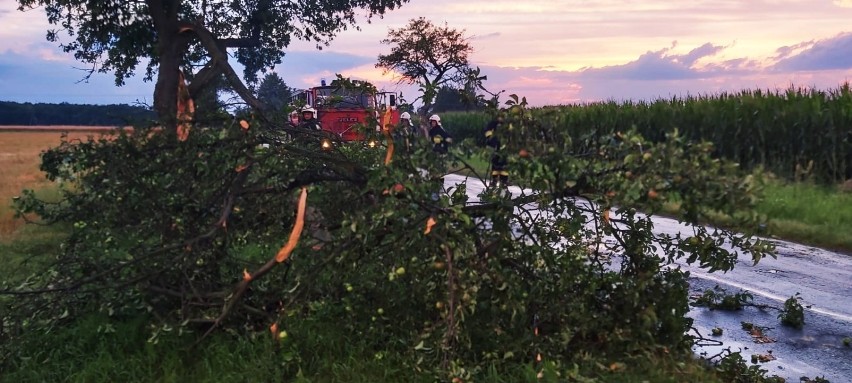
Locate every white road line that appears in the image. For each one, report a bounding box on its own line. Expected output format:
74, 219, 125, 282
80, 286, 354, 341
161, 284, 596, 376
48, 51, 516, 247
689, 270, 852, 323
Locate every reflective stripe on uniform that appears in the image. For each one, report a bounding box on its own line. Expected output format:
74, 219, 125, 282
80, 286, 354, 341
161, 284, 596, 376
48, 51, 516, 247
433, 135, 443, 143
484, 131, 494, 137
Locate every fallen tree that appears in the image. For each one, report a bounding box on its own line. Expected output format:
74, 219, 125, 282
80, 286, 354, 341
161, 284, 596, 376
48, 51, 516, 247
2, 82, 777, 379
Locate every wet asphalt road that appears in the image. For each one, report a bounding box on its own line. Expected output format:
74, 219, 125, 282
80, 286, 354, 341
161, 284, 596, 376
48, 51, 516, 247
444, 174, 852, 382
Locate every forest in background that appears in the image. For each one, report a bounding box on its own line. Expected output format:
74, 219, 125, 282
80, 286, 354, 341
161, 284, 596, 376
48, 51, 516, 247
0, 101, 155, 126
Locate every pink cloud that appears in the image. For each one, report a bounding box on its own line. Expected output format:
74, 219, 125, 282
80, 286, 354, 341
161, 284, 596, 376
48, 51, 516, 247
6, 0, 852, 108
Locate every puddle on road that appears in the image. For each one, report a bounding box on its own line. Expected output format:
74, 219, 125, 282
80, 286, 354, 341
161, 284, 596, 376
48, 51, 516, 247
687, 283, 850, 382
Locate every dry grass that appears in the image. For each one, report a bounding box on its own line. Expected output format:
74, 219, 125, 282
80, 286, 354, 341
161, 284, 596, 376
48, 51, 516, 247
0, 125, 122, 132
0, 129, 108, 240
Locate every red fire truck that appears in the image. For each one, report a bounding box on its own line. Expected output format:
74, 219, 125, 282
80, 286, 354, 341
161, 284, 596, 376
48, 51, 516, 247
298, 79, 401, 142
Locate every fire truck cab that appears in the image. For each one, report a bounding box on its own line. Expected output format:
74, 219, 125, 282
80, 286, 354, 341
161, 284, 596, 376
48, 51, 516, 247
299, 79, 401, 141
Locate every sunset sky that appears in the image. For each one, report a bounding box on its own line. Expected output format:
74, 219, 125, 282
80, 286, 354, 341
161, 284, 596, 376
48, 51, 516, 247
3, 0, 852, 107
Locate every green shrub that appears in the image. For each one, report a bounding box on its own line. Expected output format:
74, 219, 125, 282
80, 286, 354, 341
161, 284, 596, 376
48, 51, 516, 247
692, 286, 753, 310
779, 293, 806, 329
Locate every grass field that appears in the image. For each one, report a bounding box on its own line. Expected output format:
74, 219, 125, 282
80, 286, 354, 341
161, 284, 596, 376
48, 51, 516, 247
757, 180, 852, 252
0, 125, 120, 132
0, 129, 114, 239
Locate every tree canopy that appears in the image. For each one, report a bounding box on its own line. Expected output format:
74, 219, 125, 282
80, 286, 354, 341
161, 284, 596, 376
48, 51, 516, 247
256, 72, 297, 124
17, 0, 410, 129
376, 17, 473, 115
432, 85, 483, 113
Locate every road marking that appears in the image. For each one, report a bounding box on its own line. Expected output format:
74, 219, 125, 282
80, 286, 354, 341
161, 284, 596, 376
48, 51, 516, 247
690, 271, 852, 323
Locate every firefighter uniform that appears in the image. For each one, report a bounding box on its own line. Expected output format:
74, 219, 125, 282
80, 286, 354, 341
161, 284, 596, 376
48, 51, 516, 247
299, 118, 322, 131
483, 118, 509, 186
299, 106, 322, 131
428, 115, 452, 154
426, 115, 451, 200
286, 111, 301, 130
393, 119, 418, 153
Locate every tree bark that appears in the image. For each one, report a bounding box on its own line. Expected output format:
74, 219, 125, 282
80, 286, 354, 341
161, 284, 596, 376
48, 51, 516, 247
149, 0, 181, 133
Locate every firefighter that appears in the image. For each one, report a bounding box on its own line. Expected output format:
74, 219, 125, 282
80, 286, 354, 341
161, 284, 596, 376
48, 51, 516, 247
393, 112, 418, 152
287, 110, 300, 129
400, 112, 418, 137
428, 114, 452, 154
299, 106, 322, 131
426, 114, 452, 200
483, 116, 509, 187
270, 109, 300, 144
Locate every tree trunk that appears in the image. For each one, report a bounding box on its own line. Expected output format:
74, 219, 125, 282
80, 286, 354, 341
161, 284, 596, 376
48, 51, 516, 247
154, 48, 181, 133
148, 1, 269, 132
149, 0, 182, 133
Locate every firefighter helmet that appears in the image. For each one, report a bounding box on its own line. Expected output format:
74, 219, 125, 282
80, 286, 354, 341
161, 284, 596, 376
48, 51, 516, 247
400, 112, 411, 119
302, 106, 317, 115
429, 114, 441, 123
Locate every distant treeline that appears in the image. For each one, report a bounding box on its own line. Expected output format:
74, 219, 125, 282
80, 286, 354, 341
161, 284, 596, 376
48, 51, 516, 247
0, 101, 156, 126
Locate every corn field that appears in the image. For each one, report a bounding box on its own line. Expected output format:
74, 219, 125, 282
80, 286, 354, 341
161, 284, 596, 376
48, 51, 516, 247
442, 84, 852, 183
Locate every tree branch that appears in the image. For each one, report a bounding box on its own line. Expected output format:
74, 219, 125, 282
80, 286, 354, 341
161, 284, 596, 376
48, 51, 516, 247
178, 21, 268, 117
